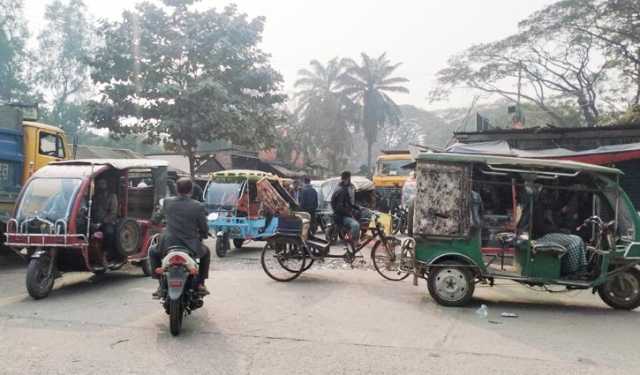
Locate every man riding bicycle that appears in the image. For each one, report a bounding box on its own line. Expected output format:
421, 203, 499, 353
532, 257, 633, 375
330, 171, 360, 247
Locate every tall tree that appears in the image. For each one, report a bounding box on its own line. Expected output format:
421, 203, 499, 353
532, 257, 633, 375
36, 0, 93, 135
294, 58, 357, 174
521, 0, 640, 107
0, 0, 31, 102
88, 0, 285, 174
342, 53, 409, 170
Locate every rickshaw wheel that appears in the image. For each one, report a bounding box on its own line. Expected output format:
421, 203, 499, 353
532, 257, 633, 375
427, 261, 475, 307
233, 239, 244, 249
26, 255, 56, 300
371, 238, 410, 281
116, 218, 141, 257
597, 267, 640, 310
215, 235, 230, 258
261, 242, 306, 282
169, 299, 184, 336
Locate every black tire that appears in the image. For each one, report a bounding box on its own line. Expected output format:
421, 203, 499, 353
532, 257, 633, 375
233, 239, 244, 249
26, 255, 56, 300
261, 242, 306, 282
215, 235, 229, 258
427, 261, 475, 307
169, 299, 184, 336
597, 267, 640, 310
116, 218, 141, 257
371, 238, 410, 281
141, 258, 153, 277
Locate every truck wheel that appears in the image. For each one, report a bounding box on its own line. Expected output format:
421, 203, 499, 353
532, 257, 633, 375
427, 261, 475, 307
169, 299, 184, 336
26, 255, 56, 300
233, 239, 244, 249
215, 235, 229, 257
598, 267, 640, 310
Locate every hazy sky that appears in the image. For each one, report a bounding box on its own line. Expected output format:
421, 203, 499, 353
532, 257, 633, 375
24, 0, 555, 110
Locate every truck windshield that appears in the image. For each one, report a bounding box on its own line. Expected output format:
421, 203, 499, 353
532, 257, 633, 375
204, 181, 243, 211
16, 178, 82, 223
377, 159, 411, 176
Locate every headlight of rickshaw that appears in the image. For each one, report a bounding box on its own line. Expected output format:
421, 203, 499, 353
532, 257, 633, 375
207, 212, 219, 221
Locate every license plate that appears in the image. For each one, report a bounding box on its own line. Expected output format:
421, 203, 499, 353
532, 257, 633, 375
169, 280, 183, 288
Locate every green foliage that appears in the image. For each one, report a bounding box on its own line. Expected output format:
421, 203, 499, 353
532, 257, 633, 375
0, 0, 32, 102
342, 53, 409, 169
36, 0, 93, 136
87, 0, 285, 174
293, 58, 358, 174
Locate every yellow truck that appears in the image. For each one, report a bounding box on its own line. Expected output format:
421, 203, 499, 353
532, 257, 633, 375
1, 104, 70, 246
372, 150, 413, 211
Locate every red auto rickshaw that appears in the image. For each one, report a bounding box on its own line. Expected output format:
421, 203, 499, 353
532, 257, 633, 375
4, 159, 169, 299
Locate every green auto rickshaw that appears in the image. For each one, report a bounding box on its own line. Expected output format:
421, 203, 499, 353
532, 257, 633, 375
400, 153, 640, 309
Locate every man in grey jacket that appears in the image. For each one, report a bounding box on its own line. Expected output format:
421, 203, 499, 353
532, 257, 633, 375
150, 178, 211, 296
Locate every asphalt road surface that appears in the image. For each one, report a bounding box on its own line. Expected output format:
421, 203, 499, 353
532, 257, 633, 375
1, 240, 639, 375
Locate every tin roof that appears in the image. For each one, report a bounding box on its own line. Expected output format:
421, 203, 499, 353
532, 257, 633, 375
416, 153, 623, 175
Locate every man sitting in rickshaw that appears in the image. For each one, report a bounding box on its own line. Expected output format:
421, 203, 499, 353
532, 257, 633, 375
331, 171, 360, 246
92, 178, 119, 258
150, 178, 211, 296
519, 188, 588, 276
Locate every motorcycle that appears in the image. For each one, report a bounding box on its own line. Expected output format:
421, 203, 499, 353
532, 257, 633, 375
152, 235, 206, 336
390, 205, 408, 235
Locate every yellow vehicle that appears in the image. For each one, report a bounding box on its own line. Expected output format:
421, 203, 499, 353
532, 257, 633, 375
372, 150, 413, 211
1, 104, 70, 245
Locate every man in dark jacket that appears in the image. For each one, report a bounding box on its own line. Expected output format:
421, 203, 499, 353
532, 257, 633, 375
299, 177, 319, 229
150, 178, 211, 296
331, 171, 360, 246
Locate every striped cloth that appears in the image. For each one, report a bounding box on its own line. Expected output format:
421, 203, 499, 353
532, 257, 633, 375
536, 233, 587, 275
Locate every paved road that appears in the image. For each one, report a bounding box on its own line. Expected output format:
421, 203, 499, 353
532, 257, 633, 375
1, 242, 639, 375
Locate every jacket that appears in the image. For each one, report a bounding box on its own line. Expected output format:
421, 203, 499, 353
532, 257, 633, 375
300, 184, 319, 212
331, 182, 356, 218
153, 195, 209, 257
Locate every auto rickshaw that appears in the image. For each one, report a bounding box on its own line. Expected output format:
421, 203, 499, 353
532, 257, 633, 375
204, 169, 299, 257
4, 159, 169, 299
316, 176, 392, 242
400, 153, 640, 309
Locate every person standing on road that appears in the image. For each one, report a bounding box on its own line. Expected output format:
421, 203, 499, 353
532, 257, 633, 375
331, 171, 360, 246
150, 178, 211, 296
299, 176, 319, 231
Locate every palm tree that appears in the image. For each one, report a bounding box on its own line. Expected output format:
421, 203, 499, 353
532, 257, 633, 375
342, 53, 409, 171
294, 58, 358, 174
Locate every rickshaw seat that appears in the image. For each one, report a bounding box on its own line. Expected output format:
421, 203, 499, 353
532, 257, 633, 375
531, 243, 567, 257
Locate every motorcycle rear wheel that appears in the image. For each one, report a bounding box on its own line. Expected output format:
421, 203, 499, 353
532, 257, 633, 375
169, 299, 184, 336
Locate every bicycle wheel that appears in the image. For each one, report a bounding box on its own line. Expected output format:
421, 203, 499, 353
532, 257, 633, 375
371, 237, 411, 281
261, 241, 307, 282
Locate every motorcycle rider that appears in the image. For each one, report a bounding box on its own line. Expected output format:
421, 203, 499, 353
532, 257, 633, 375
331, 171, 360, 247
150, 178, 211, 297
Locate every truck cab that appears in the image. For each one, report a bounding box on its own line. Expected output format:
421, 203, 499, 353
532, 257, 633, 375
372, 150, 413, 211
0, 104, 69, 241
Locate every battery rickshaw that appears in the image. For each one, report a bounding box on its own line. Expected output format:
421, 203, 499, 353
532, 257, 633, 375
397, 153, 640, 309
4, 159, 169, 299
204, 169, 299, 257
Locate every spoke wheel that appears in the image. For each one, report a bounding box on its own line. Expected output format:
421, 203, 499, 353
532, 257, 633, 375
26, 255, 56, 300
598, 268, 640, 310
372, 238, 410, 281
261, 242, 306, 282
427, 261, 475, 307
